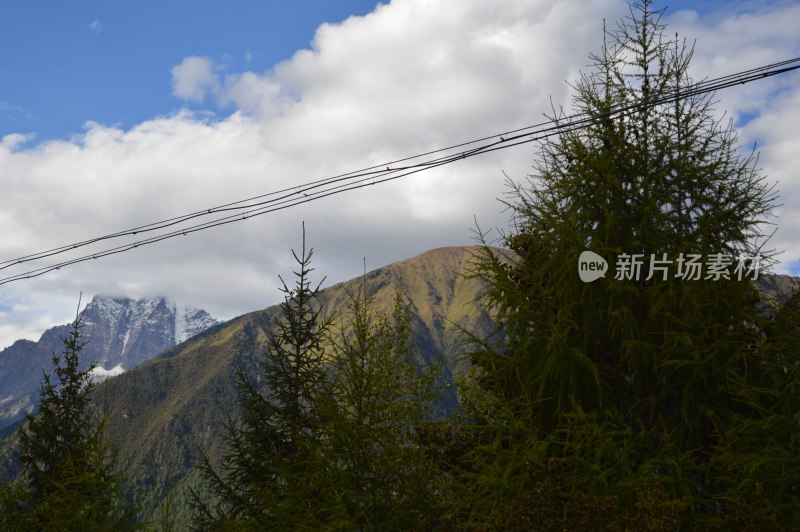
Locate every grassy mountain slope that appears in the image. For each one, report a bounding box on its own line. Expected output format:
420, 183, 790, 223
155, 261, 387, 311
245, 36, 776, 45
97, 246, 493, 522
3, 246, 799, 526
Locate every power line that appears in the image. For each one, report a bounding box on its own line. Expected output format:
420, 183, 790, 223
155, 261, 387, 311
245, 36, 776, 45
6, 57, 797, 272
1, 56, 798, 285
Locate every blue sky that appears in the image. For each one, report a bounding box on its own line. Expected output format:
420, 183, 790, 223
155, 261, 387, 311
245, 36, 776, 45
1, 1, 379, 143
1, 0, 799, 351
0, 0, 750, 144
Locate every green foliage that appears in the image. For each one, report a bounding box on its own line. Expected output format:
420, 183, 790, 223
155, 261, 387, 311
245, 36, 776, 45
0, 478, 37, 530
458, 0, 798, 527
192, 226, 332, 529
193, 230, 446, 529
315, 284, 442, 529
0, 305, 135, 530
709, 287, 800, 523
18, 247, 486, 528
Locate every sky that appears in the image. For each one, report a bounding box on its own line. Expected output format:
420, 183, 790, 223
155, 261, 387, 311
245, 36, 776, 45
1, 0, 799, 350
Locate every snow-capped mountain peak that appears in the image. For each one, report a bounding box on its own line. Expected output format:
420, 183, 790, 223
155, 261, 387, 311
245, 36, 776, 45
0, 295, 220, 428
80, 295, 220, 369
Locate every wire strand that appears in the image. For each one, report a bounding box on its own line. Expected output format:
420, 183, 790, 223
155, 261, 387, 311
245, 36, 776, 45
1, 57, 798, 285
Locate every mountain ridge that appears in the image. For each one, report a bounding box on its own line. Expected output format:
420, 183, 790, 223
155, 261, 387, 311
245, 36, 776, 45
4, 246, 799, 524
87, 246, 494, 519
0, 295, 220, 429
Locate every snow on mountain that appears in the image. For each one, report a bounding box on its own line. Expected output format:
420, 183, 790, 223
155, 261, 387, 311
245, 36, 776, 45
90, 363, 126, 382
78, 295, 220, 372
0, 295, 220, 428
174, 303, 220, 344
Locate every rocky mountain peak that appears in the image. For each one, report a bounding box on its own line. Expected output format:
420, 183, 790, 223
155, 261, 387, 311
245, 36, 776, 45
0, 295, 220, 429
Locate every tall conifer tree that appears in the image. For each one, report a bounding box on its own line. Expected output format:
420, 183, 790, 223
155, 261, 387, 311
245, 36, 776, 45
193, 225, 332, 529
0, 301, 134, 530
463, 0, 797, 526
316, 286, 441, 529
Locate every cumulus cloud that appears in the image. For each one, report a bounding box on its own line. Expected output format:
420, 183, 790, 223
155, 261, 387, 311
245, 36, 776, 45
742, 81, 800, 269
665, 3, 800, 270
668, 3, 800, 125
0, 289, 67, 347
171, 56, 220, 103
1, 0, 799, 349
1, 133, 34, 150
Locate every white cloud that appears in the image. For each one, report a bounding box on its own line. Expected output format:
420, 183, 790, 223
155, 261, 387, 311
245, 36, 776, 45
665, 3, 800, 272
89, 20, 103, 34
1, 133, 34, 150
0, 289, 69, 348
742, 80, 800, 270
668, 3, 800, 126
90, 363, 125, 381
171, 56, 220, 103
1, 0, 800, 349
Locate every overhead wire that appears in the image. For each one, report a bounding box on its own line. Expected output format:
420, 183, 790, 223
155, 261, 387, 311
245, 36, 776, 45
2, 55, 797, 271
1, 56, 799, 285
4, 55, 797, 272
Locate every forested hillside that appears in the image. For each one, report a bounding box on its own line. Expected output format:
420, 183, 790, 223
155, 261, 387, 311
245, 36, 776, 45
0, 296, 218, 430
1, 245, 798, 528
2, 2, 799, 529
96, 246, 492, 523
